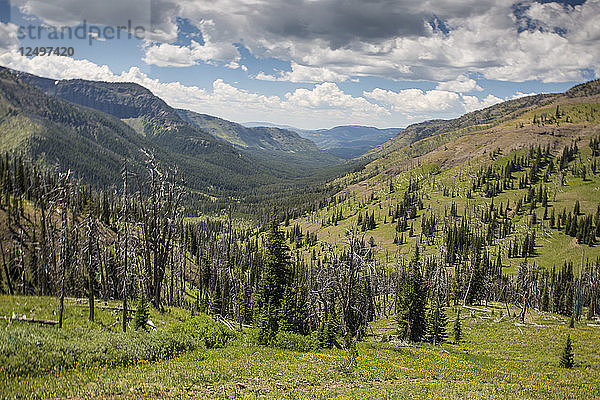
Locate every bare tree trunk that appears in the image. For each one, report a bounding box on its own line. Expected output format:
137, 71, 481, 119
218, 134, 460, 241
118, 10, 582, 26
87, 221, 95, 322
122, 164, 129, 333
0, 240, 13, 295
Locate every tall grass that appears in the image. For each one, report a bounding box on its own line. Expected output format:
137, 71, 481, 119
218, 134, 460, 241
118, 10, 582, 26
0, 315, 234, 377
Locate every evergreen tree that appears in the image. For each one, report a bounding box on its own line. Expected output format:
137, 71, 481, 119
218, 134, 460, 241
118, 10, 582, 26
396, 264, 426, 342
424, 299, 448, 345
278, 286, 297, 333
453, 309, 462, 343
254, 212, 291, 344
133, 283, 150, 331
559, 335, 574, 368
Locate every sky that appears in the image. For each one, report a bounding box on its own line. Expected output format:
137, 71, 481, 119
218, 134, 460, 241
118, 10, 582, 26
0, 0, 598, 130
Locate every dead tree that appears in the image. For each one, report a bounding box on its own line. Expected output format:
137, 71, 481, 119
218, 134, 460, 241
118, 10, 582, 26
138, 153, 184, 308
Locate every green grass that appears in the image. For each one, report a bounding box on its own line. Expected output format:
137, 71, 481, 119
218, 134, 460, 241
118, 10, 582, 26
285, 133, 600, 273
0, 296, 234, 391
1, 299, 598, 399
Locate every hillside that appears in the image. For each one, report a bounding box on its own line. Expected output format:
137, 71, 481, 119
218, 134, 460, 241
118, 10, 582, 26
177, 109, 342, 167
283, 80, 600, 274
365, 92, 559, 160
0, 69, 288, 197
297, 125, 401, 159
0, 67, 352, 209
242, 122, 402, 159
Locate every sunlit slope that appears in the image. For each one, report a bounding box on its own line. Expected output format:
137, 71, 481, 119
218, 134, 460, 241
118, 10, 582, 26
284, 81, 600, 273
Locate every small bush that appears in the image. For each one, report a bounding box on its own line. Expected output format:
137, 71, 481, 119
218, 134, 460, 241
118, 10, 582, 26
273, 331, 315, 352
0, 315, 234, 377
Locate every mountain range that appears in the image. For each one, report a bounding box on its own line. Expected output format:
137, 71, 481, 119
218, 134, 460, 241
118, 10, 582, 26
243, 121, 401, 159
0, 67, 353, 207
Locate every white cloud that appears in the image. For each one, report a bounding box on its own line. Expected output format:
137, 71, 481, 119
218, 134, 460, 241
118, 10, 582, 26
461, 93, 503, 112
143, 21, 241, 67
364, 87, 461, 113
0, 23, 20, 51
142, 43, 196, 67
285, 82, 389, 115
255, 63, 349, 83
0, 53, 393, 129
436, 75, 482, 93
510, 91, 538, 100
9, 0, 600, 83
169, 0, 600, 83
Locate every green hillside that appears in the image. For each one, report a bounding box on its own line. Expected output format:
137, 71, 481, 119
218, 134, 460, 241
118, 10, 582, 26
0, 69, 351, 210
177, 109, 344, 174
284, 83, 600, 273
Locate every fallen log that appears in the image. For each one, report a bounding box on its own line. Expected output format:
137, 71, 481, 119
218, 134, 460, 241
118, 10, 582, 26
2, 315, 59, 325
71, 304, 136, 312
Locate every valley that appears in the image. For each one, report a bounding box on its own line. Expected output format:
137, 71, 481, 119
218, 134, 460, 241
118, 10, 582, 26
1, 67, 600, 400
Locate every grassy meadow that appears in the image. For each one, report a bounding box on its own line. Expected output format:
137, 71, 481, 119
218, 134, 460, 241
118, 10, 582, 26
1, 296, 599, 399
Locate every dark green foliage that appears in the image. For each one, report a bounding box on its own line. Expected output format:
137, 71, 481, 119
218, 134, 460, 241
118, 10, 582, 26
424, 299, 448, 345
396, 264, 427, 342
273, 331, 314, 352
559, 335, 574, 368
453, 310, 462, 343
254, 213, 292, 344
316, 312, 338, 349
133, 284, 150, 331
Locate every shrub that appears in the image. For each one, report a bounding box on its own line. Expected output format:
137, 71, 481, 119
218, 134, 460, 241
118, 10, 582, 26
0, 315, 234, 377
273, 331, 315, 352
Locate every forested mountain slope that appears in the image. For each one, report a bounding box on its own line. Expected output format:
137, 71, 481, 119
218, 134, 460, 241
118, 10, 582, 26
297, 125, 401, 159
177, 109, 342, 167
284, 80, 600, 275
10, 68, 346, 181
0, 68, 352, 210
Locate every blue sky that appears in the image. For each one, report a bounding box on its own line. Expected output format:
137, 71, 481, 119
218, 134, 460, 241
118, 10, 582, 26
0, 0, 598, 129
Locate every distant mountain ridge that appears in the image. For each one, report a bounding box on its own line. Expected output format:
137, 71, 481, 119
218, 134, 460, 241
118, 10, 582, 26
0, 67, 352, 205
298, 125, 401, 159
7, 67, 346, 182
243, 122, 401, 159
180, 112, 306, 152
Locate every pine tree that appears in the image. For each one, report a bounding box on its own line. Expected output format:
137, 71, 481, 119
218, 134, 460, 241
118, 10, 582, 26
424, 299, 448, 345
133, 283, 150, 331
254, 212, 291, 344
278, 286, 296, 333
396, 264, 426, 342
559, 335, 574, 368
453, 309, 462, 343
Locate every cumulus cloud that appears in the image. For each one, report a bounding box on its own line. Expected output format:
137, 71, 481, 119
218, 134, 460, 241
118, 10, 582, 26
142, 42, 196, 67
143, 20, 240, 67
285, 82, 388, 115
255, 63, 349, 83
510, 91, 539, 100
461, 93, 503, 112
364, 87, 461, 113
0, 23, 19, 51
165, 0, 600, 83
0, 53, 394, 129
9, 0, 600, 82
436, 75, 482, 93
